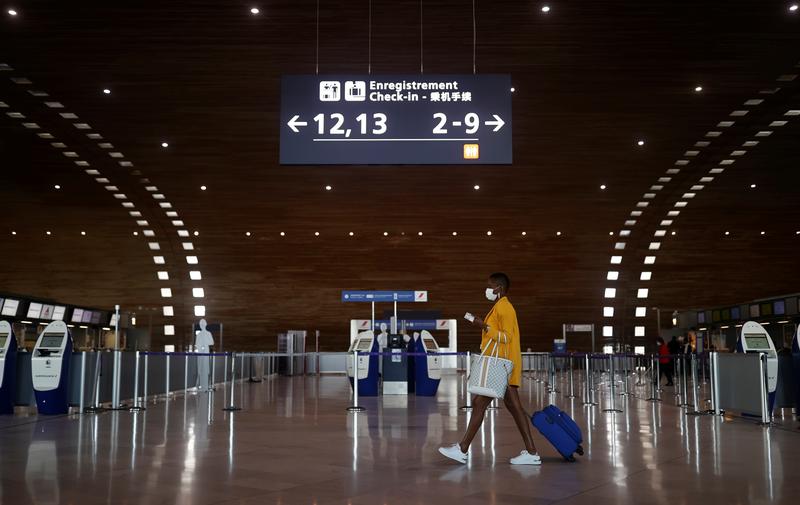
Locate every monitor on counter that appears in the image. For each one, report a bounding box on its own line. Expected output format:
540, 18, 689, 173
731, 307, 741, 320
39, 333, 65, 348
71, 308, 84, 323
90, 311, 102, 325
1, 299, 19, 317
356, 339, 373, 351
743, 334, 771, 350
81, 310, 93, 323
26, 302, 43, 319
52, 306, 66, 321
40, 304, 54, 320
774, 300, 785, 315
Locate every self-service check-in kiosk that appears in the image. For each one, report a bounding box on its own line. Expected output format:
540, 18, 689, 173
32, 321, 73, 415
347, 330, 379, 396
383, 334, 409, 395
736, 321, 778, 413
792, 324, 800, 412
0, 321, 18, 414
413, 330, 442, 396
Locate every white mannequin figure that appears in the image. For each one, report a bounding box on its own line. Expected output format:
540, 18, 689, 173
377, 322, 389, 349
195, 319, 214, 391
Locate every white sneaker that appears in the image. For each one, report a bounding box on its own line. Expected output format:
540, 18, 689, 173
438, 444, 468, 464
510, 450, 542, 465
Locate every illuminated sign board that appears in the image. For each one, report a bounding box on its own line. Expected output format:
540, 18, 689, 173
280, 74, 512, 165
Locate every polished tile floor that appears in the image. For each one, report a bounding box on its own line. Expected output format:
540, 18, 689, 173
0, 373, 798, 504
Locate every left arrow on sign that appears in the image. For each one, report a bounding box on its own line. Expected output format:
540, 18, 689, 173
288, 115, 308, 133
485, 115, 505, 132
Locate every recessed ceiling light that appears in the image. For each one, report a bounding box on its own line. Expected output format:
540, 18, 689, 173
694, 85, 703, 92
349, 232, 354, 236
161, 142, 169, 148
473, 184, 480, 190
452, 231, 458, 236
46, 231, 51, 236
510, 87, 516, 92
790, 4, 799, 12
7, 9, 18, 16
383, 232, 388, 236
521, 231, 526, 236
637, 140, 645, 146
608, 232, 614, 236
133, 231, 139, 236
486, 231, 492, 236
556, 231, 562, 236
250, 7, 260, 14
11, 231, 17, 235
193, 230, 199, 236
325, 185, 332, 191
54, 184, 61, 189
200, 185, 207, 191
671, 231, 676, 236
760, 231, 766, 235
80, 231, 86, 236
724, 231, 730, 236
418, 232, 423, 236
600, 184, 606, 190
541, 5, 551, 13
314, 232, 320, 236
750, 183, 757, 189
280, 232, 285, 236
245, 232, 251, 236
103, 88, 111, 95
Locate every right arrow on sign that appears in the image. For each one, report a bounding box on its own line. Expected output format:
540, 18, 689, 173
485, 115, 505, 132
287, 115, 308, 133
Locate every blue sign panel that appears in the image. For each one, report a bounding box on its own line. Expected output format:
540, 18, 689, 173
280, 74, 512, 165
341, 291, 428, 303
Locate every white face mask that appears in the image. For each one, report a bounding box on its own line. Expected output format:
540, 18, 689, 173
485, 287, 498, 301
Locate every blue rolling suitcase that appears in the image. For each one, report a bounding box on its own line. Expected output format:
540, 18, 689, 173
531, 405, 585, 462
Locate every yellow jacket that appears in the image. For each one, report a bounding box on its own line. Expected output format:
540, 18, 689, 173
480, 296, 522, 387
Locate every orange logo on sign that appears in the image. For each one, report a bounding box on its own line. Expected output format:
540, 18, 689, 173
463, 144, 479, 159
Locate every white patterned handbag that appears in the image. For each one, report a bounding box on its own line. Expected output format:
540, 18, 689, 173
468, 338, 513, 399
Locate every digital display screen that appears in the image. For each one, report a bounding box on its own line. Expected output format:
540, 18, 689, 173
697, 312, 705, 324
731, 307, 740, 320
744, 334, 771, 350
774, 300, 785, 315
39, 334, 64, 348
760, 303, 773, 317
423, 338, 438, 351
721, 308, 731, 321
71, 308, 84, 323
81, 310, 93, 323
749, 304, 760, 318
0, 335, 7, 348
91, 312, 102, 325
356, 339, 372, 351
1, 299, 18, 316
52, 306, 66, 321
280, 74, 512, 165
712, 310, 721, 323
40, 305, 54, 320
26, 302, 43, 319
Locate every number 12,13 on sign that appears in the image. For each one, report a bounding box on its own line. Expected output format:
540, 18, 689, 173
294, 112, 506, 137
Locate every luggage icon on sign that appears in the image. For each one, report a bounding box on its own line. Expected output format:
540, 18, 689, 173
319, 81, 341, 101
345, 81, 366, 101
463, 144, 480, 160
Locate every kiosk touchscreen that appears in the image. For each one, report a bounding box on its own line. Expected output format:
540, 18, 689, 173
413, 330, 442, 396
31, 321, 73, 415
0, 321, 18, 414
347, 330, 379, 396
736, 321, 778, 413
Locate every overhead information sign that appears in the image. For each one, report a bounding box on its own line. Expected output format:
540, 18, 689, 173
342, 291, 428, 303
280, 74, 512, 165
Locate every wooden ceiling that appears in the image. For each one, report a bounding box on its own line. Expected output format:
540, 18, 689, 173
1, 0, 799, 351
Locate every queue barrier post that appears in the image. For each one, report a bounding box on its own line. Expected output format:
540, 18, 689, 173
603, 354, 622, 413
143, 353, 150, 405
130, 351, 145, 411
165, 354, 171, 399
84, 351, 105, 413
710, 352, 723, 416
224, 353, 241, 412
566, 354, 576, 399
646, 355, 661, 402
460, 350, 472, 411
758, 354, 771, 426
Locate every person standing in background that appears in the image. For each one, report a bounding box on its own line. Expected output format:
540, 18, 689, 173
657, 337, 673, 386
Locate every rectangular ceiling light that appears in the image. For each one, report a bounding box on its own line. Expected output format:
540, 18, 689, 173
160, 288, 172, 298
640, 271, 652, 281
610, 256, 622, 264
635, 307, 647, 317
153, 256, 165, 264
192, 288, 205, 298
189, 271, 202, 280
603, 307, 614, 317
644, 256, 656, 264
607, 271, 619, 281
157, 271, 169, 280
637, 288, 649, 298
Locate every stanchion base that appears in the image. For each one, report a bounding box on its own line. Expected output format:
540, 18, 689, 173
247, 378, 263, 383
488, 406, 500, 410
459, 405, 473, 411
223, 406, 242, 412
603, 408, 623, 413
109, 404, 129, 411
83, 406, 107, 414
346, 406, 366, 412
565, 394, 577, 399
645, 398, 662, 402
129, 406, 146, 412
686, 411, 710, 416
582, 402, 598, 407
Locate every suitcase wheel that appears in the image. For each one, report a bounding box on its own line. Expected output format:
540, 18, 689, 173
567, 455, 576, 462
576, 445, 584, 456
